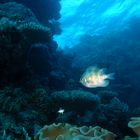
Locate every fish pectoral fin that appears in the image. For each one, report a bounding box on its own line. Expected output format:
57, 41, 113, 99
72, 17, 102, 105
101, 80, 109, 87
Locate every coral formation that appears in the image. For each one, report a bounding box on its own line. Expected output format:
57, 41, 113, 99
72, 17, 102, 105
123, 136, 138, 140
29, 87, 52, 113
123, 117, 140, 140
133, 108, 140, 117
128, 117, 140, 136
1, 126, 31, 140
0, 0, 61, 35
0, 2, 37, 22
0, 87, 28, 113
27, 43, 51, 76
18, 22, 51, 44
34, 123, 116, 140
49, 90, 129, 137
0, 2, 51, 44
103, 97, 129, 113
90, 97, 129, 137
0, 2, 52, 86
51, 90, 100, 112
98, 90, 118, 104
0, 1, 139, 140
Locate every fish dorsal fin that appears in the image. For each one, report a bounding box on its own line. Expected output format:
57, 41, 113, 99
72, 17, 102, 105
99, 68, 107, 75
86, 66, 99, 74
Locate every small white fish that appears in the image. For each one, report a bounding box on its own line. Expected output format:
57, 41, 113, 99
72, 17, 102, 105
58, 108, 65, 115
80, 66, 115, 88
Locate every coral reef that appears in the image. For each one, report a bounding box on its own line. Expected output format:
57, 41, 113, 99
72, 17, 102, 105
0, 1, 139, 140
34, 123, 116, 140
128, 117, 140, 136
88, 96, 129, 137
0, 112, 31, 140
18, 22, 51, 44
0, 87, 28, 113
29, 87, 52, 114
102, 97, 129, 113
0, 2, 51, 44
133, 108, 140, 117
1, 127, 31, 140
0, 2, 52, 86
27, 43, 52, 76
51, 90, 100, 112
123, 117, 140, 140
0, 86, 51, 139
98, 90, 118, 104
0, 2, 37, 22
50, 89, 129, 138
1, 0, 61, 35
123, 136, 139, 140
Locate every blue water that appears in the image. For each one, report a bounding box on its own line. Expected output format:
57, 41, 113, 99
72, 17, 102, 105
53, 0, 140, 108
55, 0, 140, 48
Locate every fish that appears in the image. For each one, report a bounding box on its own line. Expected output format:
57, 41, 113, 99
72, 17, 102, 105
80, 66, 115, 88
58, 108, 65, 115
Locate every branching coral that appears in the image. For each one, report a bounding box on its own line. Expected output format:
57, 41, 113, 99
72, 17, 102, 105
98, 90, 118, 104
34, 123, 116, 140
92, 97, 129, 137
29, 87, 52, 113
102, 97, 129, 113
1, 126, 31, 140
0, 112, 31, 139
0, 87, 28, 113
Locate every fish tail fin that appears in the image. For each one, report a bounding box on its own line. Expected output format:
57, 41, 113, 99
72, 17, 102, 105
107, 73, 115, 80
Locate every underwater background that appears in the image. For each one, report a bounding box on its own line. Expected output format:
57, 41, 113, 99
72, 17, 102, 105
0, 0, 140, 139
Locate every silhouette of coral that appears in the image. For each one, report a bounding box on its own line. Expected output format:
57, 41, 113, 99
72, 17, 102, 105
0, 87, 28, 113
0, 2, 51, 86
98, 90, 118, 104
51, 90, 100, 112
